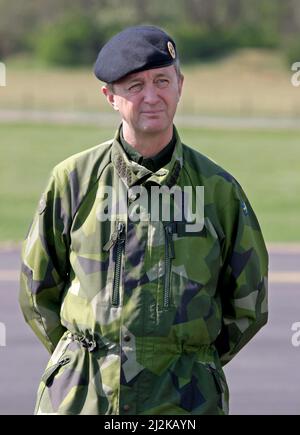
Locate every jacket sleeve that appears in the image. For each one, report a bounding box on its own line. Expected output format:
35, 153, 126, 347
215, 181, 268, 366
19, 169, 72, 354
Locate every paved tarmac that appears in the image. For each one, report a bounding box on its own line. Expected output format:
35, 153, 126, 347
0, 245, 299, 415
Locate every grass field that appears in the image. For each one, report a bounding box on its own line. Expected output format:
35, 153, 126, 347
0, 122, 299, 242
2, 49, 300, 118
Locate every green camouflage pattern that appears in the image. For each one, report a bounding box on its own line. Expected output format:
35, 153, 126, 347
19, 125, 268, 415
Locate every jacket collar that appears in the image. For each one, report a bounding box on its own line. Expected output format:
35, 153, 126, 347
111, 124, 183, 188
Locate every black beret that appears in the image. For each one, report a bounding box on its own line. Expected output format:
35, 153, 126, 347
94, 25, 177, 83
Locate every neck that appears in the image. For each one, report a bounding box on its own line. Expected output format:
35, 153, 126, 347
122, 123, 173, 158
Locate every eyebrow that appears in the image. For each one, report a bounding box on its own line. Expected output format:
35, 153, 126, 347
154, 73, 170, 79
123, 71, 171, 86
126, 78, 143, 85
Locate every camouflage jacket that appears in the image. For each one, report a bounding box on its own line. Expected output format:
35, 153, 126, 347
19, 125, 268, 415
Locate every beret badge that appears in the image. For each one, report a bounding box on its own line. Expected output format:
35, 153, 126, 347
167, 41, 176, 59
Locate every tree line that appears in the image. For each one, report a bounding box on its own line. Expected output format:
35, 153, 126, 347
0, 0, 299, 65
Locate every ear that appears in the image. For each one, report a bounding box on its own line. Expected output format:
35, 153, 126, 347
101, 85, 119, 111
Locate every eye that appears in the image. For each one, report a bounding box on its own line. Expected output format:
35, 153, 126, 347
156, 79, 169, 89
128, 83, 143, 93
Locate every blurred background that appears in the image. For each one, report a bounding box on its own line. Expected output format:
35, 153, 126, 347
0, 0, 300, 415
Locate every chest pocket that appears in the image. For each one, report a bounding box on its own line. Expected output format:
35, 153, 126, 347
166, 218, 222, 308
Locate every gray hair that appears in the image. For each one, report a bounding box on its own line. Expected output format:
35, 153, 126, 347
174, 57, 183, 79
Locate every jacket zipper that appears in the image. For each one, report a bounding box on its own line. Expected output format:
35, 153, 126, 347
163, 223, 175, 308
42, 356, 72, 386
103, 222, 125, 307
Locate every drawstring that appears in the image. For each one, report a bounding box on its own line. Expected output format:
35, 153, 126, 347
70, 332, 97, 353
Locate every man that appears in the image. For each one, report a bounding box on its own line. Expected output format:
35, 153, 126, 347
19, 25, 268, 415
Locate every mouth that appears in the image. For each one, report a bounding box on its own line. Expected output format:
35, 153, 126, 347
141, 110, 164, 115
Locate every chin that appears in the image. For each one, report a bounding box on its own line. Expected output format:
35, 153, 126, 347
140, 121, 170, 134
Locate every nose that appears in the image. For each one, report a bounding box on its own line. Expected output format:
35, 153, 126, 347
142, 83, 160, 105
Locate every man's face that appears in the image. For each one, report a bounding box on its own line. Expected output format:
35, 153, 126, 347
102, 65, 184, 136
